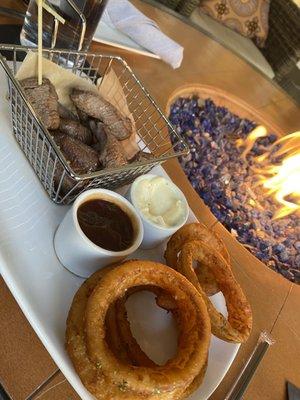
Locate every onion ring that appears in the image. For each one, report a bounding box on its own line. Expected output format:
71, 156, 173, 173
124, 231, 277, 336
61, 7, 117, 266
115, 293, 208, 399
105, 301, 134, 364
177, 241, 252, 343
66, 264, 161, 399
66, 264, 111, 399
164, 223, 230, 296
85, 260, 211, 396
114, 287, 208, 398
113, 284, 178, 368
194, 265, 219, 297
66, 261, 211, 399
114, 295, 156, 368
181, 358, 208, 399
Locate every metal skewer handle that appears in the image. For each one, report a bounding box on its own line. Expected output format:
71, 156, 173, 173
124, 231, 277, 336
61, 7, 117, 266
224, 331, 275, 400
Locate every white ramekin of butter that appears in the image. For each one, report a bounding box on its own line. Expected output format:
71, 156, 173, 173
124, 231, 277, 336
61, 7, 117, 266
129, 174, 189, 249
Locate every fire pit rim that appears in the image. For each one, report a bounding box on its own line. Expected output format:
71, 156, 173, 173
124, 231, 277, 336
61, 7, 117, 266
166, 84, 284, 138
166, 84, 299, 285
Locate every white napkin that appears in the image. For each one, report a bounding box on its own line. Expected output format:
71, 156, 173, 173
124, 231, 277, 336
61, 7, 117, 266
102, 0, 184, 69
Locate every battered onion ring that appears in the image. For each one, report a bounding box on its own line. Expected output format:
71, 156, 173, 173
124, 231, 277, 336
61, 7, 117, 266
66, 265, 112, 399
114, 284, 179, 368
67, 264, 168, 400
105, 301, 134, 364
177, 241, 252, 343
164, 223, 230, 296
109, 286, 207, 400
114, 295, 156, 367
115, 292, 208, 399
67, 262, 210, 399
194, 265, 219, 297
181, 358, 208, 399
85, 260, 211, 396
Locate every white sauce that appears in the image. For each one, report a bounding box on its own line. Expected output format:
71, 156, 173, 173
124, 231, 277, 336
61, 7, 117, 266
133, 176, 187, 228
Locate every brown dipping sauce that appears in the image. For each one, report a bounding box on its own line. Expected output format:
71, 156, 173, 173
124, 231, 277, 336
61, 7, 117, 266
77, 199, 134, 252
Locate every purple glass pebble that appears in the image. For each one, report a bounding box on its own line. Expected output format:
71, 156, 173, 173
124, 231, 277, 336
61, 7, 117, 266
169, 96, 300, 284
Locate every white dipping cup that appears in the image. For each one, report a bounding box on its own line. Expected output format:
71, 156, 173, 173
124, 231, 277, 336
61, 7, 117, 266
129, 174, 189, 249
54, 189, 143, 278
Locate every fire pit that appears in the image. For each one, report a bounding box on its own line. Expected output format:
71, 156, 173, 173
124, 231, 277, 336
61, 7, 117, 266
168, 86, 300, 283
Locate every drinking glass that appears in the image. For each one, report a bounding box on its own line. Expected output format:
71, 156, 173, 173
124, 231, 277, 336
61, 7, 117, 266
20, 0, 108, 51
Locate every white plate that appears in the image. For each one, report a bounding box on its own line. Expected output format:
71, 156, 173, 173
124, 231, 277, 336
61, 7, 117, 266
93, 20, 160, 60
0, 67, 239, 400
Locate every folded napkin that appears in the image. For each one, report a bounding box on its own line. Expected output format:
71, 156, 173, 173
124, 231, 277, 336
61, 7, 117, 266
102, 0, 184, 68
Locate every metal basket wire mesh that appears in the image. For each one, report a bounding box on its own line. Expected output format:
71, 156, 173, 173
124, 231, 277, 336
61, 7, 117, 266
0, 45, 188, 205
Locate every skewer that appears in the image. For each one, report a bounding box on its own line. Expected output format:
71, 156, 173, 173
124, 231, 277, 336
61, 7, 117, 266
40, 1, 65, 24
35, 0, 65, 51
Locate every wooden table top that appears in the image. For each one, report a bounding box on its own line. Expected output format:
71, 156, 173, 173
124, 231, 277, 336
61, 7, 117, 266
0, 1, 299, 400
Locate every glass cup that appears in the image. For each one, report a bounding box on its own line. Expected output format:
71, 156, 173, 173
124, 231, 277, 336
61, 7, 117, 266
20, 0, 108, 52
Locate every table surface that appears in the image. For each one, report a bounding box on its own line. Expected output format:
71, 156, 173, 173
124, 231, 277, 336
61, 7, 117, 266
0, 1, 299, 400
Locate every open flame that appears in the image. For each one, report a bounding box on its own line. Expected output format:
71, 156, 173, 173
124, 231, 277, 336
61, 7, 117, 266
236, 125, 268, 160
237, 128, 300, 219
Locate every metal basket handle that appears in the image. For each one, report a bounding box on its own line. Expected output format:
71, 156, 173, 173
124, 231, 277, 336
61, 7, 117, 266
50, 0, 86, 51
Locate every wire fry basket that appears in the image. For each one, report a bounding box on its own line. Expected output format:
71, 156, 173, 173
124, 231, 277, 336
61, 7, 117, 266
0, 45, 189, 205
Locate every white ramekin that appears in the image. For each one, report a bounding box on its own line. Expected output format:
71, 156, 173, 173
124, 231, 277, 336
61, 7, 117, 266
54, 189, 143, 278
129, 174, 189, 249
